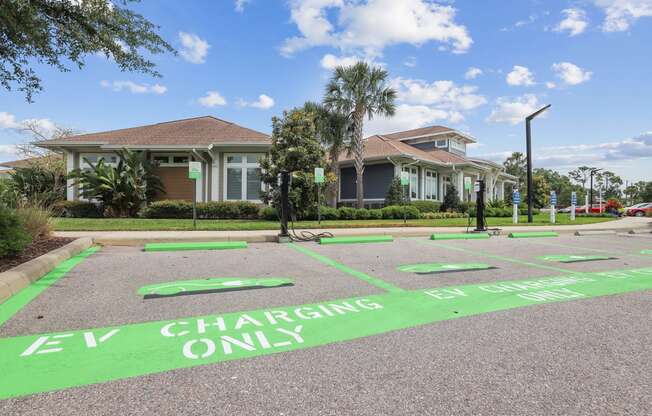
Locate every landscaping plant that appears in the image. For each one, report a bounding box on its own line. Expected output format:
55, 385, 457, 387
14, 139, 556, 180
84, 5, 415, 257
0, 205, 32, 258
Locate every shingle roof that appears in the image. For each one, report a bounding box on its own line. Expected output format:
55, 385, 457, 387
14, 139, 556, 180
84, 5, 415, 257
338, 135, 474, 166
382, 125, 454, 141
0, 155, 62, 169
36, 116, 270, 147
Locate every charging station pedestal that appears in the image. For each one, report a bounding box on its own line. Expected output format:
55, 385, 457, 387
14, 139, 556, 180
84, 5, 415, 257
278, 171, 291, 243
474, 180, 487, 232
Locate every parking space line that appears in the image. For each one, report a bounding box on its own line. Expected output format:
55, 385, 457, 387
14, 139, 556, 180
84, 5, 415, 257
288, 243, 405, 293
524, 239, 651, 259
0, 246, 101, 327
412, 239, 577, 274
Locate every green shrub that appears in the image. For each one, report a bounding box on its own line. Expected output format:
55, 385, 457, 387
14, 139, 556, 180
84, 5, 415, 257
319, 206, 340, 220
440, 185, 460, 212
420, 212, 465, 219
140, 200, 192, 219
368, 209, 383, 220
487, 199, 507, 209
458, 201, 476, 214
0, 205, 32, 257
518, 208, 540, 215
353, 208, 371, 220
337, 207, 358, 220
198, 201, 260, 219
53, 201, 104, 218
259, 206, 279, 221
381, 205, 420, 219
411, 200, 441, 213
384, 177, 405, 206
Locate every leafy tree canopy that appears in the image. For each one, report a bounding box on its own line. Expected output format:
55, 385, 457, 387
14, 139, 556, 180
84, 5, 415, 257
1, 0, 174, 101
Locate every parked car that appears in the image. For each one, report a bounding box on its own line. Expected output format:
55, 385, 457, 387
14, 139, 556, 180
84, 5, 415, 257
626, 203, 652, 217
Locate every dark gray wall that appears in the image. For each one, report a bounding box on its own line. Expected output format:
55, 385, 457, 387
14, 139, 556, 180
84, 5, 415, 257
340, 163, 395, 200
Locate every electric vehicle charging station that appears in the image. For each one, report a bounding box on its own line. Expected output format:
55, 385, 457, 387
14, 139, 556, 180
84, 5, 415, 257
512, 189, 521, 224
550, 190, 557, 224
474, 180, 487, 232
314, 167, 325, 224
571, 191, 577, 221
278, 171, 291, 243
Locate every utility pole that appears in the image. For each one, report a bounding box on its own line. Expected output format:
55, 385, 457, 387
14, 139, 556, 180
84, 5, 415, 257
525, 105, 551, 223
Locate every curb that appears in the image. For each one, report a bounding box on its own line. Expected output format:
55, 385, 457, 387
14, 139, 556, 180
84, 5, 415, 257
0, 238, 94, 304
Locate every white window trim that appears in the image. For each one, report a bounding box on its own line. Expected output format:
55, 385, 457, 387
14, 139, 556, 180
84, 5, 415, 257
222, 153, 264, 202
424, 169, 439, 201
79, 153, 119, 169
150, 153, 191, 167
402, 166, 419, 200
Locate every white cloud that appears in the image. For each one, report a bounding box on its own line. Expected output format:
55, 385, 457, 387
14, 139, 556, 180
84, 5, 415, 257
178, 32, 210, 64
465, 67, 483, 80
506, 65, 535, 86
486, 94, 542, 125
403, 56, 417, 68
240, 94, 275, 110
281, 0, 472, 57
554, 8, 589, 36
0, 111, 57, 136
100, 80, 167, 94
0, 144, 20, 163
500, 14, 538, 31
546, 81, 557, 89
198, 91, 227, 107
552, 62, 592, 85
320, 54, 361, 70
593, 0, 652, 32
235, 0, 250, 12
365, 77, 486, 134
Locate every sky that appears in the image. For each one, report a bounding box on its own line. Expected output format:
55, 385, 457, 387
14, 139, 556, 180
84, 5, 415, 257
1, 0, 652, 182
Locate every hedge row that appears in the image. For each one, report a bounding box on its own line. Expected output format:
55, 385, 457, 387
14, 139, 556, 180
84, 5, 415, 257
140, 200, 260, 219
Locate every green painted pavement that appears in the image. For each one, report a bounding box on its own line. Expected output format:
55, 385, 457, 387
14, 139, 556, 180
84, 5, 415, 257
1, 267, 652, 400
289, 243, 404, 293
138, 278, 293, 298
431, 233, 490, 240
319, 235, 393, 245
397, 263, 494, 274
642, 250, 652, 255
143, 241, 247, 252
509, 231, 559, 238
0, 247, 101, 327
540, 255, 614, 263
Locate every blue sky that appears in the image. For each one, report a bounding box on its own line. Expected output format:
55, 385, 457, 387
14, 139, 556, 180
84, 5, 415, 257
1, 0, 652, 181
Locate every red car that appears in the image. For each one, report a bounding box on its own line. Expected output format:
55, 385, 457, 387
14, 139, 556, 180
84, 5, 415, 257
626, 203, 652, 217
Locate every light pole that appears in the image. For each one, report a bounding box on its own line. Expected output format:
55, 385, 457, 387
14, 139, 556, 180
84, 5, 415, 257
589, 168, 602, 210
525, 105, 551, 223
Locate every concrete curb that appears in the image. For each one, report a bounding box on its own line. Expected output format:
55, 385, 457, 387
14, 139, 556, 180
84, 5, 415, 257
0, 237, 94, 304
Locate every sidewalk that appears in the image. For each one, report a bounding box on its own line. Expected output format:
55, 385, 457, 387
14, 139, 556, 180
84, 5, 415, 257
54, 217, 652, 246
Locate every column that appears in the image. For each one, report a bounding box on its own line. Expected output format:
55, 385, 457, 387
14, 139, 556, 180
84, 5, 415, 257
65, 150, 75, 201
211, 152, 220, 201
456, 171, 464, 201
195, 162, 204, 202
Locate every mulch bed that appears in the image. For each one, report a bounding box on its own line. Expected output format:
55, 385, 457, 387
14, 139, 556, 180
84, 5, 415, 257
0, 237, 75, 273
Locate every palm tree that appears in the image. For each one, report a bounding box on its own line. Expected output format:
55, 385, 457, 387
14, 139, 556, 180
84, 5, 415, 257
324, 62, 396, 208
302, 101, 350, 207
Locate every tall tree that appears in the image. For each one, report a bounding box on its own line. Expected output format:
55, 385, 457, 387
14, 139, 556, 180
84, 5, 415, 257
502, 152, 527, 194
302, 102, 350, 207
568, 166, 594, 190
323, 62, 396, 208
1, 0, 174, 101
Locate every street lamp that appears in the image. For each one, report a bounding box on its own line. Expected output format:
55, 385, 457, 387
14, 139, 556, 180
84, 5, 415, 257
525, 104, 551, 223
589, 168, 602, 210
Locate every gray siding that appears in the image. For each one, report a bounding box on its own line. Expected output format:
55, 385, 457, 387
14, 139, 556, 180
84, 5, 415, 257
340, 163, 395, 200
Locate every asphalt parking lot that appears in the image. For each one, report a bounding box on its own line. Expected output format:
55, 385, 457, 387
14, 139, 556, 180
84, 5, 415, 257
1, 234, 652, 415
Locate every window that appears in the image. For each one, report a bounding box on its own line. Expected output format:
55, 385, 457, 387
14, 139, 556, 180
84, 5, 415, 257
79, 153, 118, 169
402, 166, 418, 199
224, 153, 264, 201
425, 170, 438, 200
435, 139, 448, 148
450, 139, 466, 154
151, 154, 190, 166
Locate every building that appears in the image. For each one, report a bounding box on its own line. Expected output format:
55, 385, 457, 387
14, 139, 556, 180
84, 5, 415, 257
337, 126, 516, 207
35, 116, 515, 205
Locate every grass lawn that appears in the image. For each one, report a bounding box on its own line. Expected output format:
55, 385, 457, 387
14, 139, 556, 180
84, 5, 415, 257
52, 214, 616, 232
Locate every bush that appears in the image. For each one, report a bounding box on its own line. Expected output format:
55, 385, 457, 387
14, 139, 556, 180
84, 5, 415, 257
410, 200, 441, 213
53, 201, 104, 218
458, 201, 475, 214
420, 212, 465, 219
259, 206, 279, 221
140, 200, 192, 219
0, 205, 32, 257
198, 201, 260, 219
337, 207, 358, 220
384, 177, 405, 206
441, 185, 461, 212
368, 209, 383, 220
15, 205, 52, 241
381, 205, 420, 219
319, 206, 340, 220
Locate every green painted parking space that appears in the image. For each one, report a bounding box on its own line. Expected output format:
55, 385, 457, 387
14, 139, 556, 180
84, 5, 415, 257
540, 255, 614, 263
509, 231, 559, 238
143, 241, 248, 252
642, 250, 652, 255
397, 263, 494, 274
1, 267, 651, 400
138, 278, 294, 298
431, 233, 490, 240
0, 247, 101, 327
